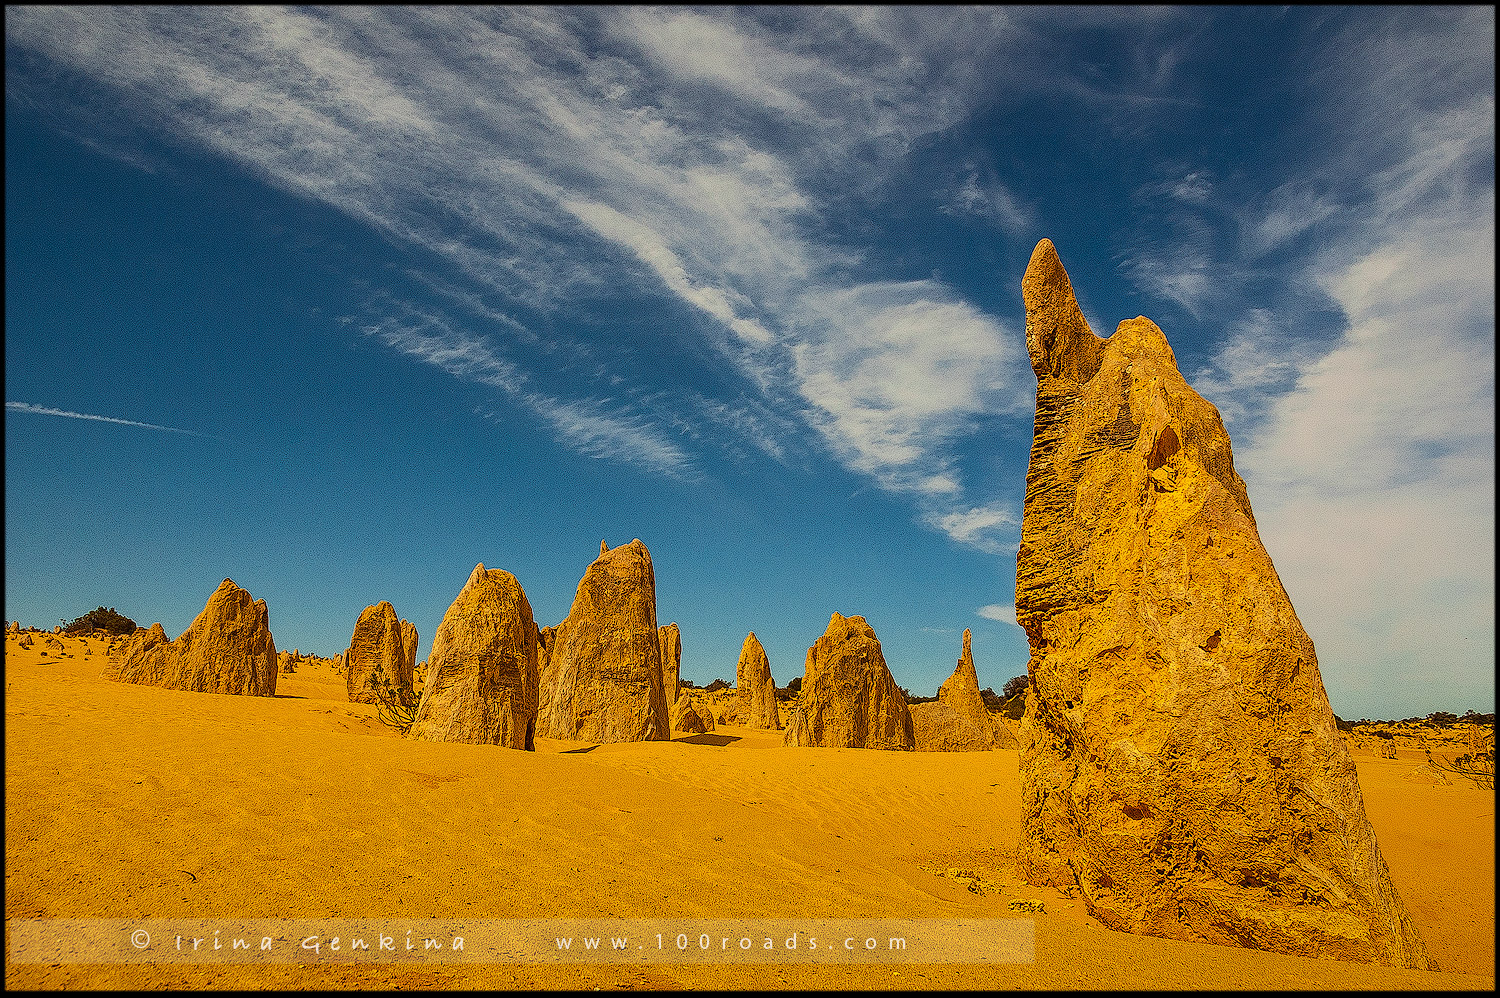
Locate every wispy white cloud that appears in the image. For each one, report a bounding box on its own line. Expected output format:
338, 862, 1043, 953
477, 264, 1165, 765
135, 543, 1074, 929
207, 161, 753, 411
0, 6, 1201, 556
357, 305, 523, 393
787, 281, 1028, 517
1233, 14, 1494, 715
945, 168, 1032, 234
515, 396, 696, 480
564, 198, 776, 347
925, 505, 1019, 556
6, 401, 220, 439
352, 296, 696, 477
1238, 180, 1339, 258
976, 604, 1018, 625
1191, 308, 1322, 426
1115, 203, 1218, 320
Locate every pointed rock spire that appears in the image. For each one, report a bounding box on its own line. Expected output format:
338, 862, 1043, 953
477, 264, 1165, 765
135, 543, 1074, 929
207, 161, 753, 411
1014, 239, 1430, 969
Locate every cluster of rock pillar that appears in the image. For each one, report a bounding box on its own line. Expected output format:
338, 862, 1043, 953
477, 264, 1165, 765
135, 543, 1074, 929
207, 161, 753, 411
99, 237, 1432, 969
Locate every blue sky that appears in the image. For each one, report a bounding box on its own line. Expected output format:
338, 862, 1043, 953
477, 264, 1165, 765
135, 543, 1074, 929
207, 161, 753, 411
5, 7, 1493, 720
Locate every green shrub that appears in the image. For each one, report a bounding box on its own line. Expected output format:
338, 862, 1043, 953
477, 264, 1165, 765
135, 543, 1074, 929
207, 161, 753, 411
62, 607, 137, 636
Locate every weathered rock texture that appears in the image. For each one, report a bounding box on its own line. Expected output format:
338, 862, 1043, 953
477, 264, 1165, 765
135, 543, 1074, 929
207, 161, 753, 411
537, 539, 670, 743
670, 692, 716, 734
400, 619, 418, 676
659, 622, 682, 706
783, 613, 912, 750
1013, 238, 1430, 969
278, 648, 341, 674
345, 601, 417, 708
537, 625, 557, 684
103, 579, 277, 696
911, 629, 997, 752
734, 632, 782, 730
407, 564, 538, 750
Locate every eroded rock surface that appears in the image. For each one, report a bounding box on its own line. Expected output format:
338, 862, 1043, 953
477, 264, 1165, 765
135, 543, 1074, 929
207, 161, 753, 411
407, 563, 538, 750
783, 613, 912, 750
1014, 238, 1430, 969
537, 539, 669, 743
670, 692, 716, 735
736, 631, 782, 730
400, 619, 418, 677
912, 629, 996, 752
659, 622, 682, 707
345, 601, 416, 708
104, 580, 276, 696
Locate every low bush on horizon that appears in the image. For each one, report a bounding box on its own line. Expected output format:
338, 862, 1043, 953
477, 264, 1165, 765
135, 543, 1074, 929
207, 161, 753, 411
1351, 711, 1493, 728
61, 607, 137, 636
990, 678, 1025, 719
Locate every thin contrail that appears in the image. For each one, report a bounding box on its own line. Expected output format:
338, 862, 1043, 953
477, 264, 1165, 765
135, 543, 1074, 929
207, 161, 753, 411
5, 401, 224, 440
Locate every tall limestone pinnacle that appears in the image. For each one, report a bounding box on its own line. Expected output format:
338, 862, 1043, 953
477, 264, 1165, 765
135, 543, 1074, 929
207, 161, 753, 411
1013, 238, 1431, 969
537, 539, 670, 743
407, 563, 539, 750
912, 628, 998, 752
344, 600, 416, 708
783, 612, 912, 750
735, 631, 781, 730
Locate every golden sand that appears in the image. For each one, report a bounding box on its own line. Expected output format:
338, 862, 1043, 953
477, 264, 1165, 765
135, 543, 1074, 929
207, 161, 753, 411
5, 631, 1493, 989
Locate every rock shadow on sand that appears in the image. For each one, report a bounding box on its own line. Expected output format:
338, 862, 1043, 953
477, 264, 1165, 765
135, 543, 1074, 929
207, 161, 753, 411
676, 733, 739, 746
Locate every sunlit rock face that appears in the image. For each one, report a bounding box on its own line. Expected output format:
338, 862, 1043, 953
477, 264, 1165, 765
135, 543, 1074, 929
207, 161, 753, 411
736, 631, 782, 731
408, 564, 539, 751
537, 539, 670, 743
659, 622, 682, 707
783, 612, 913, 751
345, 601, 416, 709
104, 579, 277, 697
912, 629, 997, 752
1014, 238, 1431, 970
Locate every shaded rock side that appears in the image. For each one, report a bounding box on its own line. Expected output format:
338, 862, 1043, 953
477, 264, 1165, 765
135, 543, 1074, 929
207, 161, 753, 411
400, 619, 418, 676
536, 539, 670, 743
103, 580, 277, 696
537, 624, 557, 683
912, 629, 996, 752
670, 691, 716, 734
782, 613, 912, 750
735, 631, 782, 730
344, 601, 416, 707
990, 714, 1020, 749
407, 563, 538, 750
1013, 238, 1430, 969
659, 622, 682, 706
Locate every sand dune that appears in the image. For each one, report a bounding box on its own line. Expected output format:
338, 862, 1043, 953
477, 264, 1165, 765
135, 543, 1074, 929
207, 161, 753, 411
5, 631, 1492, 989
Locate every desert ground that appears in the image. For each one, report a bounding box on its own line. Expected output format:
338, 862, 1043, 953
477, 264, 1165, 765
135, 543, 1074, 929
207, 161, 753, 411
5, 630, 1493, 990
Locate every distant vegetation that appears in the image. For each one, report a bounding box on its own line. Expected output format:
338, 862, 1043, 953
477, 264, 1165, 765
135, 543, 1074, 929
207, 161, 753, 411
991, 675, 1027, 719
704, 678, 732, 693
61, 607, 137, 636
1351, 711, 1494, 727
899, 686, 938, 704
